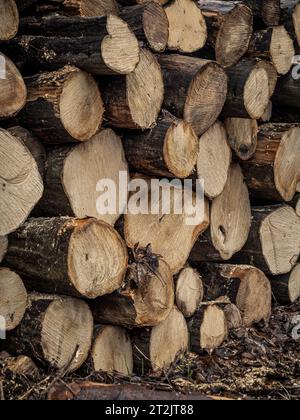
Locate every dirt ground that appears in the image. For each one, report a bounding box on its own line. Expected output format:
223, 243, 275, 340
1, 301, 299, 400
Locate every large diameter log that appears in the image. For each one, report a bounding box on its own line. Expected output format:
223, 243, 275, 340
194, 264, 271, 326
132, 307, 188, 374
0, 128, 44, 236
198, 1, 253, 68
165, 0, 207, 53
241, 123, 300, 202
175, 266, 204, 318
0, 53, 27, 119
248, 27, 295, 75
281, 0, 300, 46
273, 67, 300, 109
0, 268, 27, 332
0, 0, 19, 40
4, 217, 128, 299
36, 129, 129, 226
90, 325, 133, 375
102, 48, 164, 130
221, 59, 270, 120
243, 0, 280, 26
122, 112, 198, 178
197, 121, 232, 199
0, 236, 8, 263
271, 264, 300, 304
6, 15, 140, 75
7, 293, 94, 372
91, 258, 174, 328
16, 66, 104, 144
158, 54, 228, 136
124, 175, 210, 274
225, 118, 258, 161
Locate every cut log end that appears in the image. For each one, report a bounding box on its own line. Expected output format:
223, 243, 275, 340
184, 62, 228, 136
143, 2, 169, 52
0, 236, 8, 263
288, 264, 300, 303
0, 53, 27, 119
225, 118, 258, 160
68, 219, 128, 299
244, 67, 269, 119
0, 128, 44, 236
215, 4, 253, 68
256, 61, 278, 97
165, 0, 207, 53
197, 121, 232, 199
72, 0, 120, 17
101, 14, 140, 74
91, 326, 133, 375
0, 268, 27, 331
0, 0, 19, 41
176, 267, 204, 318
270, 26, 295, 75
293, 2, 300, 46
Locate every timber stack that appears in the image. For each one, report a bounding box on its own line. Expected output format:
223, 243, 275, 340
0, 0, 299, 382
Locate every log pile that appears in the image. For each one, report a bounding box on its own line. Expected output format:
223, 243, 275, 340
0, 0, 299, 387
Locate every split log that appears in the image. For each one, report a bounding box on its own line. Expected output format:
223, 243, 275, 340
16, 66, 104, 143
158, 54, 228, 136
132, 307, 188, 374
273, 68, 300, 109
0, 53, 27, 119
7, 293, 93, 372
248, 27, 295, 75
271, 264, 300, 304
198, 1, 253, 68
89, 325, 133, 375
243, 0, 280, 26
0, 128, 44, 236
0, 236, 8, 263
36, 129, 129, 226
124, 175, 210, 274
241, 123, 300, 202
197, 121, 232, 199
5, 15, 140, 75
0, 268, 27, 331
194, 264, 272, 326
281, 0, 300, 46
221, 59, 270, 120
193, 164, 251, 261
225, 118, 258, 160
102, 48, 164, 130
175, 266, 204, 318
165, 0, 207, 53
188, 302, 228, 353
0, 0, 19, 40
91, 257, 174, 327
121, 112, 198, 179
4, 217, 128, 299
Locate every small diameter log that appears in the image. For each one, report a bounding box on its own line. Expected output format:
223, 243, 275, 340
122, 112, 198, 178
17, 66, 104, 144
0, 0, 19, 40
198, 1, 253, 68
243, 0, 280, 26
221, 59, 270, 120
103, 48, 164, 130
8, 15, 140, 75
132, 307, 188, 374
91, 259, 174, 328
90, 325, 133, 375
60, 0, 119, 16
188, 303, 228, 353
158, 54, 228, 136
165, 0, 207, 53
0, 236, 8, 263
248, 27, 295, 75
271, 264, 300, 304
0, 128, 44, 236
0, 268, 27, 332
0, 354, 39, 378
8, 293, 93, 372
0, 53, 27, 119
195, 264, 272, 326
241, 123, 300, 202
281, 0, 300, 46
124, 175, 210, 274
36, 129, 129, 226
273, 67, 300, 109
256, 60, 278, 97
225, 118, 258, 160
175, 266, 204, 318
4, 217, 128, 299
197, 121, 232, 199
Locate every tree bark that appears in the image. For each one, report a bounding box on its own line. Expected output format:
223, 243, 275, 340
273, 67, 300, 109
243, 0, 280, 26
281, 0, 300, 46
